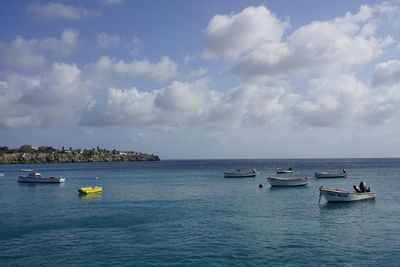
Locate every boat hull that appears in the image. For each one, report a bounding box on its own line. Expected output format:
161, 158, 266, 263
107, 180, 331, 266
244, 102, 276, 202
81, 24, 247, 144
277, 170, 293, 174
18, 177, 65, 183
319, 187, 376, 202
315, 172, 347, 178
267, 177, 309, 187
224, 173, 257, 178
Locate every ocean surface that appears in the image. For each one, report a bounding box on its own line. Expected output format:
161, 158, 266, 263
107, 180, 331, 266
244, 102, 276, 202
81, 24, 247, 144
1, 158, 400, 266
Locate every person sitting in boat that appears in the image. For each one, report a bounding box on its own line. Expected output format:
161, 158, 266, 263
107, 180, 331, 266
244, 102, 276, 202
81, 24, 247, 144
342, 169, 347, 173
359, 181, 370, 193
353, 185, 361, 193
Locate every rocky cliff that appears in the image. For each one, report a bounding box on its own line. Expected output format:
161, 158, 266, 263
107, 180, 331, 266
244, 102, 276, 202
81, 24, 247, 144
0, 151, 160, 164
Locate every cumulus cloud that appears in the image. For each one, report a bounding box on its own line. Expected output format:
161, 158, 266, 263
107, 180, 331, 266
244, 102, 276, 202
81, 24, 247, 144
292, 75, 367, 127
85, 56, 178, 85
0, 29, 79, 71
204, 6, 288, 59
80, 55, 400, 130
27, 2, 100, 20
362, 59, 400, 124
184, 67, 208, 80
4, 2, 400, 134
372, 60, 400, 87
0, 63, 91, 128
80, 87, 161, 126
79, 80, 290, 128
203, 4, 395, 81
290, 62, 400, 128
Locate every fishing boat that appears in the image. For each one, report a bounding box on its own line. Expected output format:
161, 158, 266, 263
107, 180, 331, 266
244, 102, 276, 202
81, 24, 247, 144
267, 176, 309, 187
277, 168, 293, 174
79, 186, 103, 194
315, 169, 347, 178
18, 172, 65, 183
319, 186, 376, 203
224, 169, 258, 178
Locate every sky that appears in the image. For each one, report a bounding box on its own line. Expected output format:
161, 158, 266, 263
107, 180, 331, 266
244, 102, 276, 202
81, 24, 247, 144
1, 0, 400, 159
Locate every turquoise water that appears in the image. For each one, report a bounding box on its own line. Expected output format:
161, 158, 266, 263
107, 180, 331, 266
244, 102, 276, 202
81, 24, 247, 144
1, 159, 399, 266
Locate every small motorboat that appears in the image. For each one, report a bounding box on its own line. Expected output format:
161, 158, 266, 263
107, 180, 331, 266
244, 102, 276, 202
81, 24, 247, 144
18, 172, 65, 183
79, 186, 103, 194
267, 176, 309, 187
319, 184, 376, 203
224, 169, 258, 178
315, 169, 347, 178
20, 168, 34, 172
277, 168, 293, 174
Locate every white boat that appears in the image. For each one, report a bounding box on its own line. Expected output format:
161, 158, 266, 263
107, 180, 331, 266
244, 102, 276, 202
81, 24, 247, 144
267, 176, 309, 187
277, 168, 293, 174
315, 169, 347, 178
20, 168, 34, 172
18, 172, 65, 183
224, 169, 258, 178
319, 186, 376, 203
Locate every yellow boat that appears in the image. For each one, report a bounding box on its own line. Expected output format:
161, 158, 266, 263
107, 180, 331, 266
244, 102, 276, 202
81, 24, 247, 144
78, 186, 103, 194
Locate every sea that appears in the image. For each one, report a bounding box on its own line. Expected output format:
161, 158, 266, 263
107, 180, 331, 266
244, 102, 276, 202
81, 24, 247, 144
0, 158, 399, 266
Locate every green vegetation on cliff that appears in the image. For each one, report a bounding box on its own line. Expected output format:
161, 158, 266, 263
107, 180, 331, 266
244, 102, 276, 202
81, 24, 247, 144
0, 145, 160, 164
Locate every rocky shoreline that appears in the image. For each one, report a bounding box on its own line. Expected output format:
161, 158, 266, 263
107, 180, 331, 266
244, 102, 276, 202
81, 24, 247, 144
0, 151, 160, 164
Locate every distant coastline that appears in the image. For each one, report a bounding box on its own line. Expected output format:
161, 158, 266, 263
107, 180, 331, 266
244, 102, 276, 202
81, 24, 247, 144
0, 145, 160, 164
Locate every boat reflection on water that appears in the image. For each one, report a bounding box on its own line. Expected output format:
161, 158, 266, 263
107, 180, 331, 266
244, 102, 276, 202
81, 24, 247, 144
319, 200, 376, 210
18, 182, 65, 188
79, 192, 103, 199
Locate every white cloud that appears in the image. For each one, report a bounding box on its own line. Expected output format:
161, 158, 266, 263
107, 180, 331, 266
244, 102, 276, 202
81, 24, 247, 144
85, 56, 178, 85
80, 57, 400, 130
3, 2, 400, 136
114, 56, 177, 82
203, 4, 395, 81
97, 33, 121, 48
361, 59, 400, 124
184, 54, 196, 63
79, 79, 290, 128
0, 63, 91, 128
27, 2, 99, 20
0, 29, 79, 71
291, 65, 400, 128
101, 0, 125, 5
372, 60, 400, 86
292, 75, 366, 127
80, 86, 161, 126
184, 67, 208, 80
154, 80, 211, 114
204, 6, 288, 59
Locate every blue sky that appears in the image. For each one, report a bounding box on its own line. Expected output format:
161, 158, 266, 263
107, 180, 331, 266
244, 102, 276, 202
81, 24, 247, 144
1, 0, 400, 159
